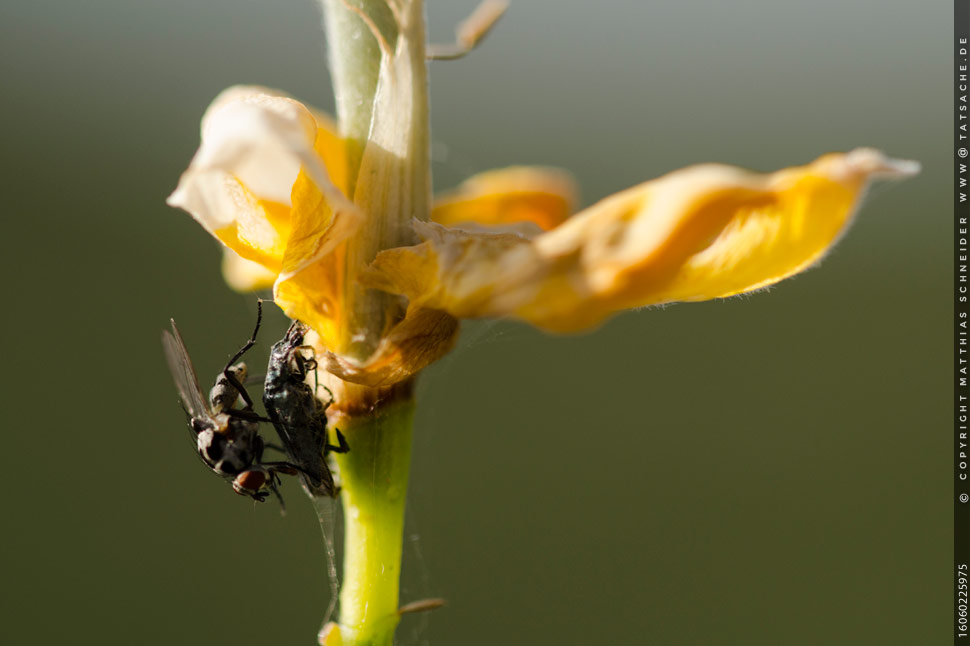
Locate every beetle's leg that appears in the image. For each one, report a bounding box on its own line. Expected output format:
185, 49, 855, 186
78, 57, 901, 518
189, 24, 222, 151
293, 345, 325, 395
325, 429, 350, 455
295, 346, 318, 372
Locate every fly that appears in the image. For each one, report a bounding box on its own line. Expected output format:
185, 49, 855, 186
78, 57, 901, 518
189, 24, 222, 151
162, 306, 303, 507
262, 319, 349, 498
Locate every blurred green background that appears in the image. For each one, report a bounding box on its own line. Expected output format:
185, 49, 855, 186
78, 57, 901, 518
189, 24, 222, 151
0, 1, 947, 644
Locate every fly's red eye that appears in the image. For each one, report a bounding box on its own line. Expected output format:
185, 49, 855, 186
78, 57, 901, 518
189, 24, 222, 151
232, 470, 267, 496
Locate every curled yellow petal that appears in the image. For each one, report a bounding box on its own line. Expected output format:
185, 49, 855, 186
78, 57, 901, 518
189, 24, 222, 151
431, 166, 577, 232
274, 257, 344, 352
279, 166, 360, 282
211, 190, 291, 273
362, 149, 919, 332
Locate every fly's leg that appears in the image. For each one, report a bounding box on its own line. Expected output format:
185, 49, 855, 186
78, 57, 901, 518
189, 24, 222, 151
223, 408, 274, 424
262, 460, 312, 477
244, 372, 265, 386
265, 477, 286, 515
248, 440, 308, 487
222, 299, 265, 409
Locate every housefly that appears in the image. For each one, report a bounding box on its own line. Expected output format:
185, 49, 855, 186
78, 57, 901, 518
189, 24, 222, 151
162, 305, 302, 507
263, 319, 349, 498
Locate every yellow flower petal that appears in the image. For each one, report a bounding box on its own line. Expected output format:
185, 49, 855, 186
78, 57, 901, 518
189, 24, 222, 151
431, 167, 577, 231
279, 167, 361, 282
362, 149, 919, 332
274, 253, 344, 349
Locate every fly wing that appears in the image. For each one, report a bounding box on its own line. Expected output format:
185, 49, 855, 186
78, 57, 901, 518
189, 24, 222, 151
263, 397, 334, 497
277, 417, 336, 498
162, 320, 212, 421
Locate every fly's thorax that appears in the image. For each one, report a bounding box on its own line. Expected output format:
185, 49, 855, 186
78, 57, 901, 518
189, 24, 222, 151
209, 362, 247, 413
197, 428, 255, 476
226, 415, 260, 441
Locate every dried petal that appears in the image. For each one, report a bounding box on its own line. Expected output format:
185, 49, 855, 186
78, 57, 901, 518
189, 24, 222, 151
362, 220, 537, 318
363, 150, 919, 332
321, 305, 459, 387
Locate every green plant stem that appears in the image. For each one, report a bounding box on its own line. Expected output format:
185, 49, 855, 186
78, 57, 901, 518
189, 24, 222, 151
320, 0, 397, 196
331, 399, 415, 646
316, 3, 427, 644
